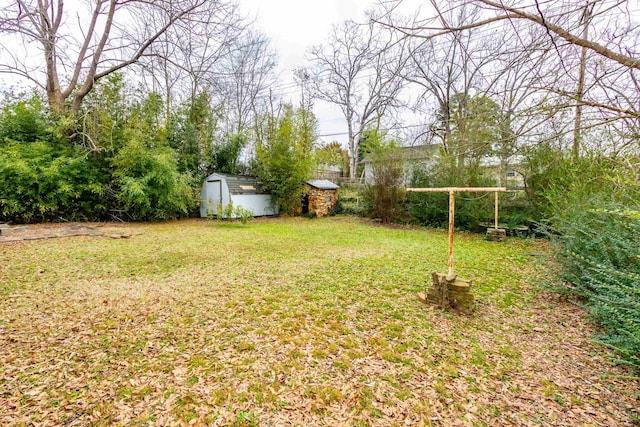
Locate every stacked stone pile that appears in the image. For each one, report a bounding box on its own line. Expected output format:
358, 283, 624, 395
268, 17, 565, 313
308, 188, 338, 217
422, 272, 475, 314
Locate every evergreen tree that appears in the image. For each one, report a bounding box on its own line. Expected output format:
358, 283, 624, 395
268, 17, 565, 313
255, 105, 316, 215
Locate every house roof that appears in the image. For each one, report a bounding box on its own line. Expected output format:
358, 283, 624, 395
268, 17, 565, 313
306, 179, 340, 190
479, 155, 525, 168
206, 173, 270, 195
360, 144, 440, 164
317, 164, 342, 172
360, 146, 524, 168
402, 144, 440, 160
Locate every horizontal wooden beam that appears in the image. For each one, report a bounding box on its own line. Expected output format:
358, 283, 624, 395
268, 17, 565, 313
406, 187, 508, 193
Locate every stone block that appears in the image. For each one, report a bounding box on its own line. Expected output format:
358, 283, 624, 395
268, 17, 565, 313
424, 272, 475, 314
307, 188, 338, 217
426, 288, 441, 304
416, 292, 427, 304
486, 228, 506, 242
447, 279, 471, 293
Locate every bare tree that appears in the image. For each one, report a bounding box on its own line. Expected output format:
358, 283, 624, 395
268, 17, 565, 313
0, 0, 229, 114
400, 3, 548, 171
375, 0, 640, 157
376, 0, 639, 71
306, 19, 408, 180
139, 0, 245, 122
213, 30, 278, 135
401, 4, 497, 159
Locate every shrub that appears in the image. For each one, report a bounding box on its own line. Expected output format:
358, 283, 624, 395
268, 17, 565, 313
0, 139, 106, 223
362, 133, 405, 223
407, 161, 497, 230
552, 204, 640, 369
208, 200, 253, 224
207, 201, 216, 220
332, 186, 367, 216
215, 202, 225, 221
233, 206, 254, 224
543, 155, 640, 370
0, 95, 51, 144
112, 139, 193, 221
522, 145, 623, 222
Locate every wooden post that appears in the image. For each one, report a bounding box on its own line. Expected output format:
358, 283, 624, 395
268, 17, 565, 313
447, 190, 455, 279
407, 187, 507, 193
405, 187, 508, 275
494, 191, 499, 230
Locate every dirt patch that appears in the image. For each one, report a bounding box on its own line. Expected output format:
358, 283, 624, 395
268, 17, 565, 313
0, 222, 136, 243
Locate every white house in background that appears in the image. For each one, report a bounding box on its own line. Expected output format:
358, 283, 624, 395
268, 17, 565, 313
360, 144, 439, 185
200, 173, 278, 218
360, 145, 525, 189
479, 155, 526, 189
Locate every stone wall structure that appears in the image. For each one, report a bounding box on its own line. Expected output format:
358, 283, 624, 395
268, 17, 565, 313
308, 188, 338, 217
306, 180, 340, 218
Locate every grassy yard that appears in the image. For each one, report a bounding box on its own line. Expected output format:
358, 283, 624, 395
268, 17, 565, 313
0, 217, 638, 426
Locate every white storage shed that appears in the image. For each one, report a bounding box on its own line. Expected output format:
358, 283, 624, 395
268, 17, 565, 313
200, 173, 278, 218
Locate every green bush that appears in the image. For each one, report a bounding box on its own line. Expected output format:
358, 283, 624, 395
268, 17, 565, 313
540, 154, 640, 370
498, 191, 535, 228
215, 202, 225, 221
233, 206, 254, 224
209, 200, 254, 224
0, 140, 106, 222
218, 201, 234, 220
334, 186, 368, 216
207, 201, 216, 220
112, 139, 193, 221
523, 145, 623, 222
0, 91, 205, 223
552, 204, 640, 369
407, 163, 497, 230
0, 95, 108, 222
0, 95, 51, 144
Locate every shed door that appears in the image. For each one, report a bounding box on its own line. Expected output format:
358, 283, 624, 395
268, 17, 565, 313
207, 179, 223, 204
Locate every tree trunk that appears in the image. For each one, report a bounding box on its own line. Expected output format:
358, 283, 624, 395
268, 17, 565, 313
349, 134, 358, 181
573, 5, 591, 160
46, 89, 65, 116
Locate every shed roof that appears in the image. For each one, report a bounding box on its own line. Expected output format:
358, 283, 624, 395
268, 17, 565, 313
206, 173, 270, 195
306, 179, 340, 190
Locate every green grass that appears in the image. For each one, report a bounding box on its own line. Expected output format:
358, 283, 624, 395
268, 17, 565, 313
0, 217, 638, 425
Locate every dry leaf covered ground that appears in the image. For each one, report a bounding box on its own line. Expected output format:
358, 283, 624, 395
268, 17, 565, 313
0, 217, 638, 426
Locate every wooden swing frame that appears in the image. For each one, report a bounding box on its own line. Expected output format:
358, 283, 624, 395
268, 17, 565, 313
406, 187, 507, 278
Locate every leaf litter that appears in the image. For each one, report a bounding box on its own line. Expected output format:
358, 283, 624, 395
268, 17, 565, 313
0, 217, 638, 426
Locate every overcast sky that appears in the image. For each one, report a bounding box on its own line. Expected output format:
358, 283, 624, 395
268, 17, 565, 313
239, 0, 379, 145
240, 0, 373, 75
0, 0, 417, 146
